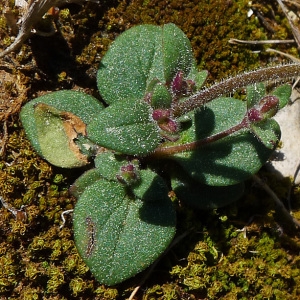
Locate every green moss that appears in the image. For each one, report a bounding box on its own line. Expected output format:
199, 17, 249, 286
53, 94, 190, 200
19, 286, 41, 300
0, 252, 18, 293
94, 286, 119, 299
0, 124, 96, 298
46, 264, 65, 294
70, 277, 85, 296
59, 8, 71, 21
169, 232, 298, 298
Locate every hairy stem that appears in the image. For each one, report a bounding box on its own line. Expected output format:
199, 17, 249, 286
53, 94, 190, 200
173, 64, 300, 117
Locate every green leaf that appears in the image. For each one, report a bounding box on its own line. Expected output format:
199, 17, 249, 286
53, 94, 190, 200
73, 178, 176, 285
20, 90, 104, 163
271, 84, 291, 109
250, 119, 280, 149
162, 23, 195, 82
26, 103, 90, 168
172, 176, 244, 209
94, 152, 128, 181
97, 25, 163, 104
150, 82, 172, 108
169, 97, 280, 186
97, 23, 196, 105
185, 69, 208, 91
132, 169, 170, 202
87, 98, 161, 155
246, 83, 265, 108
69, 169, 104, 198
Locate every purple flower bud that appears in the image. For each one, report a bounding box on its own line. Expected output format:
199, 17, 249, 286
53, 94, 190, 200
172, 71, 184, 96
184, 79, 196, 95
247, 107, 262, 122
247, 95, 279, 123
120, 164, 135, 172
259, 95, 279, 115
158, 118, 178, 133
152, 109, 171, 121
117, 163, 140, 185
171, 71, 196, 97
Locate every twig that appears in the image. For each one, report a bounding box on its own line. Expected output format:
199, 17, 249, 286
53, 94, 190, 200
0, 0, 100, 58
284, 0, 300, 9
59, 209, 73, 229
252, 7, 276, 33
229, 38, 295, 45
252, 174, 300, 229
0, 121, 8, 158
266, 48, 300, 63
287, 163, 300, 212
0, 196, 27, 222
276, 0, 300, 48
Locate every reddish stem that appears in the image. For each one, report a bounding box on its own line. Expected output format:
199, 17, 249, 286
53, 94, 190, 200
150, 117, 248, 158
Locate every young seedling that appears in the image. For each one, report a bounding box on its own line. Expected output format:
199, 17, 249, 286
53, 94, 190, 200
20, 23, 299, 285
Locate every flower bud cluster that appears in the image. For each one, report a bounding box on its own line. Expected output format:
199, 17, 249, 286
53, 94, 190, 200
152, 109, 179, 141
116, 161, 140, 185
247, 95, 279, 123
171, 71, 196, 97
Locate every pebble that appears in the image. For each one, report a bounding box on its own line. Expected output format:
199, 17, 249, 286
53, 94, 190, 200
266, 89, 300, 184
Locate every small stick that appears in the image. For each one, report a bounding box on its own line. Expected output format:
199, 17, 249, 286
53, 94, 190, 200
59, 209, 73, 229
229, 38, 295, 45
287, 163, 300, 212
266, 48, 300, 63
252, 7, 276, 33
276, 0, 300, 48
283, 0, 300, 9
0, 121, 8, 157
0, 0, 55, 58
0, 196, 27, 222
252, 174, 300, 229
0, 0, 100, 58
